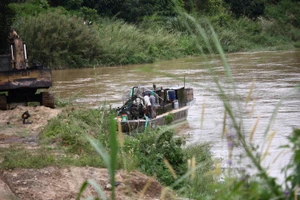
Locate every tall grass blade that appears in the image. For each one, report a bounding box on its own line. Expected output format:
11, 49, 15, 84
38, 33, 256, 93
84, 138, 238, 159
163, 158, 177, 179
138, 175, 155, 199
245, 80, 255, 107
222, 109, 227, 139
76, 181, 88, 200
201, 98, 205, 129
249, 116, 260, 142
262, 131, 276, 161
77, 179, 107, 200
249, 99, 256, 117
86, 137, 110, 168
160, 187, 176, 200
171, 163, 209, 189
87, 179, 108, 200
109, 116, 118, 200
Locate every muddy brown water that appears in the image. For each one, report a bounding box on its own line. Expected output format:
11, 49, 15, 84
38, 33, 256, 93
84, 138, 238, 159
52, 50, 300, 183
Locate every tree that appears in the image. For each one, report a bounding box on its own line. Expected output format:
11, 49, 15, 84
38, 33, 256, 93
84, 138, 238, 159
82, 0, 181, 23
0, 0, 15, 54
224, 0, 265, 19
118, 0, 179, 22
82, 0, 123, 17
49, 0, 83, 10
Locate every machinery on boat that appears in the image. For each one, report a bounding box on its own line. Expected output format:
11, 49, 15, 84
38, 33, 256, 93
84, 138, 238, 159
116, 84, 194, 132
0, 29, 54, 110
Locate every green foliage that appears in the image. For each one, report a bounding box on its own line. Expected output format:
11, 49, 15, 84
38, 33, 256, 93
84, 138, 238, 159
82, 0, 183, 23
53, 92, 81, 108
26, 0, 49, 8
260, 0, 300, 44
164, 113, 175, 125
0, 147, 105, 169
123, 129, 187, 186
12, 9, 102, 69
4, 0, 298, 68
180, 143, 216, 198
9, 8, 186, 68
0, 0, 15, 54
0, 106, 115, 169
224, 0, 265, 19
184, 0, 227, 15
265, 0, 300, 28
97, 18, 182, 65
62, 0, 83, 10
82, 117, 118, 200
294, 42, 300, 48
1, 148, 55, 169
39, 106, 215, 196
8, 1, 49, 17
77, 6, 100, 23
212, 176, 276, 200
82, 0, 122, 17
282, 129, 300, 197
40, 106, 114, 154
117, 0, 182, 23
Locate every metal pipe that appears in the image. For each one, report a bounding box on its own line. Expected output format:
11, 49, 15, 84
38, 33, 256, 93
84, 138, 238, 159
23, 44, 27, 60
10, 45, 14, 60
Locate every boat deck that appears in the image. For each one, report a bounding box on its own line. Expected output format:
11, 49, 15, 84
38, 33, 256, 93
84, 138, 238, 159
118, 99, 195, 132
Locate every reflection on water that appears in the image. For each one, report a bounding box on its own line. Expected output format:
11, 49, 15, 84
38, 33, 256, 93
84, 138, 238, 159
52, 50, 300, 183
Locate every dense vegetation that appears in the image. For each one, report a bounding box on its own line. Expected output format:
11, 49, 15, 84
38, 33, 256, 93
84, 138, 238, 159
0, 0, 299, 68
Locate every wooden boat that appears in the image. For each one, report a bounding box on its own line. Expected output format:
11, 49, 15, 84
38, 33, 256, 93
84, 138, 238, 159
116, 84, 194, 132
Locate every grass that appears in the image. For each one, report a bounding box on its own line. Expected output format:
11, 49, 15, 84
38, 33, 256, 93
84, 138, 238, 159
0, 147, 106, 169
1, 147, 56, 169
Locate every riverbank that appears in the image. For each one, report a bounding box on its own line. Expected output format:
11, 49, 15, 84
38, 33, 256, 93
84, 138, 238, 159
0, 105, 172, 199
1, 166, 169, 200
0, 105, 214, 199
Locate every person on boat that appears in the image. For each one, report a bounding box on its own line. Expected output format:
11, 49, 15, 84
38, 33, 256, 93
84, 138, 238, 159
150, 91, 156, 118
144, 92, 152, 118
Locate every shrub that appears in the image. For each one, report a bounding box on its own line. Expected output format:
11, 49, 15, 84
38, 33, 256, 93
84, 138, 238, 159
180, 143, 216, 198
97, 18, 183, 65
40, 106, 115, 154
124, 128, 187, 186
13, 9, 103, 69
164, 113, 175, 125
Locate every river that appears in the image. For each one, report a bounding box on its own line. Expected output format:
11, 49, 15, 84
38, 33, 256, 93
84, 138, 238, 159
52, 50, 300, 183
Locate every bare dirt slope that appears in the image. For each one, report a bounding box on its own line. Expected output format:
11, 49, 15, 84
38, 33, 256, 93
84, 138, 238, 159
1, 167, 165, 200
0, 105, 61, 145
0, 106, 168, 200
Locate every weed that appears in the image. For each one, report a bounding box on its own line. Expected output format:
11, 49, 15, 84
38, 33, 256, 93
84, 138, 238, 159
164, 113, 175, 125
1, 147, 55, 169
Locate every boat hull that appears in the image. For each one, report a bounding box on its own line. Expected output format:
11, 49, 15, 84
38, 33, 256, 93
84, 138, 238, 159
118, 102, 192, 132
